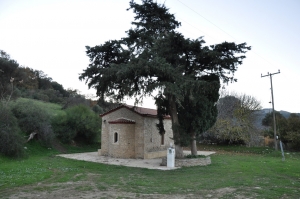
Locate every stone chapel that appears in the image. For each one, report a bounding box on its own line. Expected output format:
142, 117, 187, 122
99, 104, 173, 159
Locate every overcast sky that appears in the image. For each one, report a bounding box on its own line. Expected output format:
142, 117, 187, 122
1, 0, 299, 112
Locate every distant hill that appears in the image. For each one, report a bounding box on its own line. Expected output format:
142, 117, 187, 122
260, 108, 300, 118
253, 109, 269, 130
254, 108, 300, 131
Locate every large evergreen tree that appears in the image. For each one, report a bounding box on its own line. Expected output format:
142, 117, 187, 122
79, 0, 250, 157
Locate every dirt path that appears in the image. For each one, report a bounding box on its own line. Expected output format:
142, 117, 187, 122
3, 180, 237, 199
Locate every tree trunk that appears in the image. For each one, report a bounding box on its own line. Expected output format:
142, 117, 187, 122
190, 132, 198, 155
168, 94, 184, 158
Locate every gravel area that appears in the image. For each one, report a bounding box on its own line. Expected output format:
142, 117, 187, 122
57, 150, 215, 170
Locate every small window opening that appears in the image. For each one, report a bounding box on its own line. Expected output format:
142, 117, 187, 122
161, 133, 165, 145
114, 132, 118, 143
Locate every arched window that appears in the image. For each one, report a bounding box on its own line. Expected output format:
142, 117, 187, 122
114, 132, 118, 143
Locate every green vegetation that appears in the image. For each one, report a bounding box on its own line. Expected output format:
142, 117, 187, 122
10, 98, 55, 147
0, 104, 25, 158
79, 0, 250, 158
207, 93, 262, 146
0, 144, 299, 198
1, 49, 101, 158
52, 105, 101, 144
185, 154, 206, 159
12, 98, 65, 117
263, 111, 300, 150
0, 96, 100, 158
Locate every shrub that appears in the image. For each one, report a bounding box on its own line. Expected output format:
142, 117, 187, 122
52, 105, 101, 144
51, 113, 75, 143
185, 154, 206, 159
0, 105, 25, 157
33, 92, 49, 102
62, 95, 89, 109
40, 89, 63, 103
37, 122, 55, 146
92, 104, 103, 114
10, 99, 54, 146
285, 131, 300, 150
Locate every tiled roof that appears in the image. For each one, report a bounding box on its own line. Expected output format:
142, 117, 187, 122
126, 105, 157, 116
108, 118, 136, 124
100, 104, 171, 119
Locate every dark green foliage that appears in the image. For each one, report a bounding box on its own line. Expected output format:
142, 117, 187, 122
0, 50, 19, 86
33, 91, 50, 102
51, 114, 75, 144
262, 111, 286, 127
0, 51, 21, 101
0, 105, 25, 157
262, 111, 288, 141
283, 114, 300, 150
177, 74, 220, 146
185, 154, 206, 159
51, 81, 69, 97
96, 100, 120, 113
62, 95, 89, 109
67, 105, 101, 143
285, 131, 300, 150
32, 89, 64, 103
16, 67, 39, 90
92, 104, 103, 114
34, 70, 53, 90
10, 99, 54, 147
0, 50, 71, 104
262, 112, 300, 150
287, 113, 300, 130
155, 94, 168, 135
79, 0, 250, 154
263, 128, 274, 138
52, 105, 101, 144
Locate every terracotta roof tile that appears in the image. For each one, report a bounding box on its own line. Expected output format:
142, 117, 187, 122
100, 104, 171, 119
125, 105, 157, 116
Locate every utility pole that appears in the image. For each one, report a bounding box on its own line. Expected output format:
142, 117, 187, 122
261, 70, 280, 150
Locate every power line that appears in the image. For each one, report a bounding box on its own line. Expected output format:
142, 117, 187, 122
176, 17, 218, 42
175, 0, 281, 69
176, 0, 238, 41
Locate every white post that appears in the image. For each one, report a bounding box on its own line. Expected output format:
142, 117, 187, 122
167, 143, 175, 167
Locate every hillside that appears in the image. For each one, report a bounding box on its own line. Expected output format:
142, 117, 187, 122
12, 98, 65, 117
260, 108, 300, 118
254, 108, 300, 131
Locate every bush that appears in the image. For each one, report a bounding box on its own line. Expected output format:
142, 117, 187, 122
285, 131, 300, 150
40, 89, 63, 103
0, 105, 25, 157
33, 92, 49, 102
51, 113, 75, 143
92, 104, 103, 114
10, 99, 54, 146
52, 105, 101, 144
185, 154, 206, 159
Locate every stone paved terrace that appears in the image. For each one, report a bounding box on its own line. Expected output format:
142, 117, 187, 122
58, 150, 216, 170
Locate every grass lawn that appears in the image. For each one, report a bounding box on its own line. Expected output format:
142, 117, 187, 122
0, 143, 299, 198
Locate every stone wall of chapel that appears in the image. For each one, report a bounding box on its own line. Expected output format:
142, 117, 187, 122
109, 123, 135, 158
101, 107, 144, 158
143, 117, 173, 154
